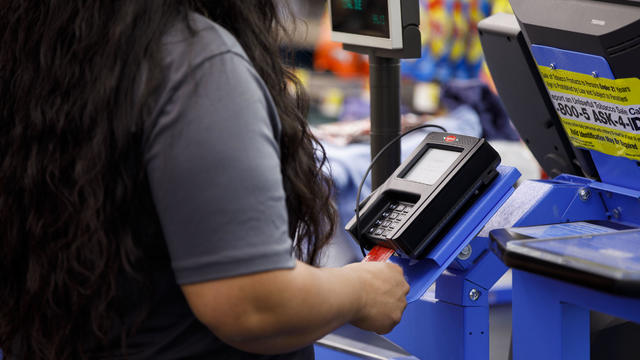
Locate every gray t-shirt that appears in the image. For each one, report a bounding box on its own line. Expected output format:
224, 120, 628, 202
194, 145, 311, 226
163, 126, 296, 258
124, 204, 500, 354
96, 14, 312, 359
146, 14, 296, 286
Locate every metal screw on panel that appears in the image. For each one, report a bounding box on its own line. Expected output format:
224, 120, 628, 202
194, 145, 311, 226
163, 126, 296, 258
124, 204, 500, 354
458, 245, 472, 260
550, 63, 557, 70
578, 188, 591, 201
612, 208, 622, 219
469, 289, 481, 302
592, 71, 599, 78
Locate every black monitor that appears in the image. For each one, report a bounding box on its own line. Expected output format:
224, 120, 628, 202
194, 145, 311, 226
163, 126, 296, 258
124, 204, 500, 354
329, 0, 421, 58
331, 0, 400, 48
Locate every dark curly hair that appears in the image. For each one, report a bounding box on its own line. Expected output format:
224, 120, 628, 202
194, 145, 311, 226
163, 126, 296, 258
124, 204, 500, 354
0, 1, 337, 358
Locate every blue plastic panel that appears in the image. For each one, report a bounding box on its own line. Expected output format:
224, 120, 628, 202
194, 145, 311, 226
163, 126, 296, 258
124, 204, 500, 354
514, 175, 640, 228
512, 270, 640, 360
530, 45, 615, 79
513, 181, 591, 226
385, 297, 493, 360
589, 150, 640, 190
391, 166, 520, 302
530, 45, 640, 191
386, 298, 465, 360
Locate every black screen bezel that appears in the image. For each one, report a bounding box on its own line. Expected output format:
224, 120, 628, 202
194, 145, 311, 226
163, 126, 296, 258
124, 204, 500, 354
331, 0, 391, 39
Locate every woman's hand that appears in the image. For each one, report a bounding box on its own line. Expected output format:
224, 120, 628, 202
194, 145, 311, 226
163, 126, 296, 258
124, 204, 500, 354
344, 261, 409, 334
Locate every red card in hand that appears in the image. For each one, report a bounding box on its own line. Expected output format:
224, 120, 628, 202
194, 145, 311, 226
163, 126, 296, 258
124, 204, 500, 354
362, 246, 395, 263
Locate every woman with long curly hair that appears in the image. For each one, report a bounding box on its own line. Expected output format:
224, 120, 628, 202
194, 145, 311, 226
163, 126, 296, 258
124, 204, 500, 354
0, 1, 409, 359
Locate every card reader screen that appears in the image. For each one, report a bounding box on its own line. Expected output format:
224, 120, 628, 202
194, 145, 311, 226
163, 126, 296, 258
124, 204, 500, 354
404, 148, 461, 185
331, 0, 390, 39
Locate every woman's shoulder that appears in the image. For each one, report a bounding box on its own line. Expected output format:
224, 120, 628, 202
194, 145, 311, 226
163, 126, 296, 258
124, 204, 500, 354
160, 12, 250, 77
144, 11, 277, 154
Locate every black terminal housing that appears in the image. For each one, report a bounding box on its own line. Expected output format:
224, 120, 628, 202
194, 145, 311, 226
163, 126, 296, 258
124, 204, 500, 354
346, 133, 500, 259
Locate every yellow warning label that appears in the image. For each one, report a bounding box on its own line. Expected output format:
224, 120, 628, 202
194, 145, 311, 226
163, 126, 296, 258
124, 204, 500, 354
537, 66, 640, 161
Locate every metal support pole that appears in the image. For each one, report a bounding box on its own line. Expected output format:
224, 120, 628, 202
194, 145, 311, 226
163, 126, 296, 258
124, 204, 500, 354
369, 56, 401, 189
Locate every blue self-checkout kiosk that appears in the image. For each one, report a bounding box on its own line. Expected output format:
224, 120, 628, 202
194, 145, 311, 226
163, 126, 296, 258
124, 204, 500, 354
480, 1, 640, 359
316, 0, 640, 359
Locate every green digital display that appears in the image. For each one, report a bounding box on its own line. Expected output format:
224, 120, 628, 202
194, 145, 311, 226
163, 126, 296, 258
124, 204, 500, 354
332, 0, 390, 39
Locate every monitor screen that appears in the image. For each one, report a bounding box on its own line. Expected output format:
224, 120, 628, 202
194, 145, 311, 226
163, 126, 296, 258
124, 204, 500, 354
331, 0, 390, 39
403, 148, 461, 185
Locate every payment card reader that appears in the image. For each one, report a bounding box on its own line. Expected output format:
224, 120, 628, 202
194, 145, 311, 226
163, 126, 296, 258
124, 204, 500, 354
346, 132, 501, 259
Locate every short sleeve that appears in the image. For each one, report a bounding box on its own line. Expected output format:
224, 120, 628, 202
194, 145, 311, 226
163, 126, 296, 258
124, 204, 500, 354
145, 51, 295, 285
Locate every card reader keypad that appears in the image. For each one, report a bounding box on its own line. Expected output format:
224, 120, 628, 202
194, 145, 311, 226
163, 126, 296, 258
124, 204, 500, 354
368, 202, 413, 239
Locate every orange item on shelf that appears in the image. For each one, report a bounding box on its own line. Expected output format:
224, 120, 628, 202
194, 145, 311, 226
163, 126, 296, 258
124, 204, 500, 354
313, 8, 369, 78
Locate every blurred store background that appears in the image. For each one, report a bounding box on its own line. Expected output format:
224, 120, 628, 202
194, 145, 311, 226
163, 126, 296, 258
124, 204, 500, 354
279, 0, 540, 266
282, 3, 527, 358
